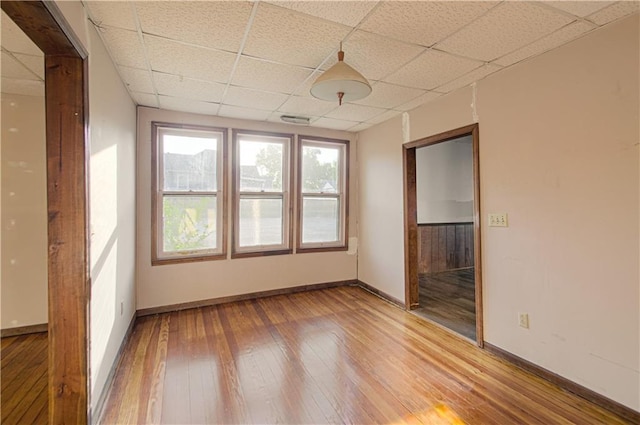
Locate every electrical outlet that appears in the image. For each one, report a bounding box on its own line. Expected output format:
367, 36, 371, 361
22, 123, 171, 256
519, 313, 529, 329
489, 213, 508, 227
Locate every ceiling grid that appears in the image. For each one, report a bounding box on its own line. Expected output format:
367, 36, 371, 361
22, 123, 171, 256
2, 1, 638, 132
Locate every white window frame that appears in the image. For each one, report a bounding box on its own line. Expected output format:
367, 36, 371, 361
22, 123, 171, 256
297, 137, 348, 252
232, 130, 293, 257
152, 123, 226, 264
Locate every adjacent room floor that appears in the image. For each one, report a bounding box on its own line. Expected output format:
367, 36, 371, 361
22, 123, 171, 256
1, 332, 48, 424
99, 286, 628, 424
413, 268, 476, 340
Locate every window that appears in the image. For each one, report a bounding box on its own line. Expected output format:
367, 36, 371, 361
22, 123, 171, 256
232, 130, 293, 256
152, 123, 226, 264
297, 137, 348, 251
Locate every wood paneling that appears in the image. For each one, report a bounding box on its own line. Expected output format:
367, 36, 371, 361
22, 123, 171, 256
1, 332, 48, 424
418, 223, 474, 274
100, 287, 633, 424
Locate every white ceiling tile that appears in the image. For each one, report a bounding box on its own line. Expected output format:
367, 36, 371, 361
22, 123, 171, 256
145, 36, 236, 84
278, 95, 336, 117
232, 56, 312, 94
135, 1, 252, 52
293, 71, 322, 97
347, 122, 374, 132
99, 27, 148, 69
243, 3, 351, 68
159, 95, 219, 116
436, 2, 574, 61
325, 103, 387, 122
1, 11, 42, 56
118, 66, 154, 93
353, 81, 426, 109
84, 1, 137, 31
365, 109, 402, 125
1, 52, 38, 80
266, 1, 377, 27
587, 1, 640, 25
224, 86, 289, 111
1, 77, 44, 97
313, 117, 359, 131
436, 63, 502, 93
359, 1, 499, 47
546, 1, 614, 17
218, 104, 271, 121
153, 72, 226, 103
494, 21, 596, 67
335, 30, 425, 81
385, 49, 482, 90
395, 91, 443, 112
13, 53, 44, 79
130, 91, 158, 108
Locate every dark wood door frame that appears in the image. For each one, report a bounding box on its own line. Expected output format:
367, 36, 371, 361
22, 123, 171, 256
1, 1, 90, 423
402, 123, 483, 346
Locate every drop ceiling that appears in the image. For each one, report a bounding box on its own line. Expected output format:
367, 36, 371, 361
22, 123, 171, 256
2, 2, 638, 132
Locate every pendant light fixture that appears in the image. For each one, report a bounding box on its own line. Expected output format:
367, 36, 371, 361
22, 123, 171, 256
310, 42, 371, 105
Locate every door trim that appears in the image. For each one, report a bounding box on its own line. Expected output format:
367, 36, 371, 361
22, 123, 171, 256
402, 123, 483, 346
1, 1, 90, 423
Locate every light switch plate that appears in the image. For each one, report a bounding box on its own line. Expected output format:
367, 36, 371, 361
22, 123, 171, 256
489, 213, 508, 227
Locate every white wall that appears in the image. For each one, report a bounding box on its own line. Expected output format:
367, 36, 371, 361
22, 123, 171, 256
55, 0, 137, 414
416, 135, 473, 223
137, 107, 358, 310
358, 15, 639, 411
0, 92, 48, 330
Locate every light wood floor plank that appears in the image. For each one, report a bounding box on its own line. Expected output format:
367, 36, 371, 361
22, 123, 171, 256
100, 286, 634, 424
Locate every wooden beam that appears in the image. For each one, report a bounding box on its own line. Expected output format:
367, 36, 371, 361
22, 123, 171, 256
45, 53, 89, 425
3, 2, 91, 423
0, 1, 86, 58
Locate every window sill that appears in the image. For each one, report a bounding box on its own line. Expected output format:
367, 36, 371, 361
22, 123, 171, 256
296, 246, 348, 254
231, 249, 292, 259
152, 253, 227, 266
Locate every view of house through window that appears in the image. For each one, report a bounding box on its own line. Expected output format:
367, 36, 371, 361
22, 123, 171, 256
153, 125, 349, 263
234, 131, 292, 254
299, 138, 348, 249
153, 124, 225, 262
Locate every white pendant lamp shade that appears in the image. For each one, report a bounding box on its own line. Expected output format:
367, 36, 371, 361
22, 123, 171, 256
311, 47, 371, 105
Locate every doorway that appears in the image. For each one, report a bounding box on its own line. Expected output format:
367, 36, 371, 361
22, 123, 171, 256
2, 1, 90, 423
403, 124, 483, 346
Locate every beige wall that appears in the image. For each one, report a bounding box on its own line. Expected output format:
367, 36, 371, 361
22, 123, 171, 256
0, 93, 47, 330
56, 1, 138, 415
358, 15, 639, 411
416, 135, 473, 223
137, 107, 358, 310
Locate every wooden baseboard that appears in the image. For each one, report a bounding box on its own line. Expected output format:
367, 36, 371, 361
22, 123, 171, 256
1, 323, 48, 338
356, 280, 405, 309
137, 280, 357, 317
91, 313, 137, 425
484, 342, 639, 423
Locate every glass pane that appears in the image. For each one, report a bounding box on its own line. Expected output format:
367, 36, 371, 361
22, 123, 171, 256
163, 133, 218, 191
239, 198, 283, 247
302, 145, 339, 193
239, 139, 283, 192
302, 197, 339, 244
163, 196, 217, 252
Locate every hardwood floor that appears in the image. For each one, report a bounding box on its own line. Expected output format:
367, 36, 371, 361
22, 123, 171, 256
414, 268, 476, 340
99, 286, 631, 424
1, 332, 48, 424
